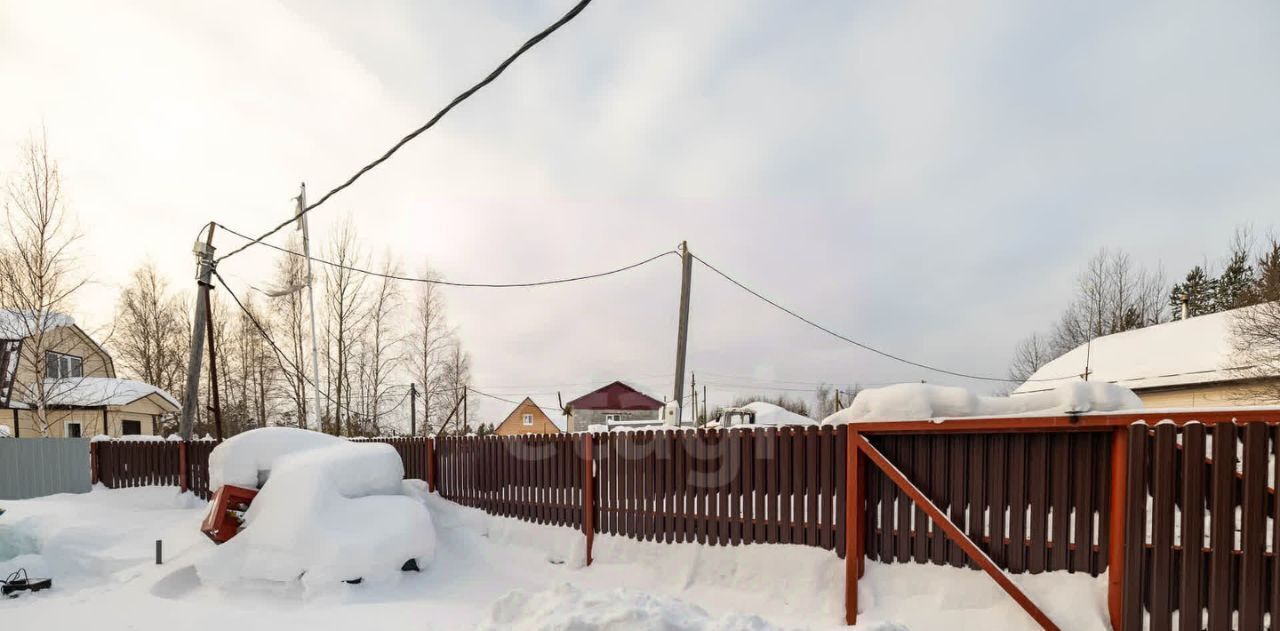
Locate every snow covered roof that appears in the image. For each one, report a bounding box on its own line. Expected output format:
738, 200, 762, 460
0, 310, 75, 339
1014, 306, 1265, 395
719, 402, 817, 427
32, 377, 180, 410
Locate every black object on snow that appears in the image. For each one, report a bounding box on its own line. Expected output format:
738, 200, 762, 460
2, 569, 52, 596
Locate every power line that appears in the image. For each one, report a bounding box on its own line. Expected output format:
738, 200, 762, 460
691, 253, 1069, 384
216, 0, 596, 264
213, 271, 388, 424
216, 222, 677, 288
466, 386, 563, 416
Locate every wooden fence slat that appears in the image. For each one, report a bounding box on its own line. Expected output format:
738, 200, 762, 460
1238, 422, 1269, 630
947, 435, 967, 568
967, 435, 986, 570
1049, 434, 1071, 572
1271, 424, 1280, 630
1072, 434, 1095, 573
1207, 422, 1237, 631
879, 436, 897, 562
1121, 424, 1149, 631
835, 426, 847, 558
1178, 423, 1206, 631
765, 428, 779, 544
929, 435, 949, 566
987, 434, 1008, 567
1150, 424, 1178, 631
911, 434, 931, 563
806, 427, 819, 548
819, 426, 833, 550
755, 429, 768, 545
779, 429, 792, 546
1028, 434, 1049, 574
788, 427, 798, 545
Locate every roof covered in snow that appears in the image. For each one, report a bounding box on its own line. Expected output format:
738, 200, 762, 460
28, 377, 180, 410
1014, 306, 1266, 395
0, 310, 75, 339
565, 381, 663, 411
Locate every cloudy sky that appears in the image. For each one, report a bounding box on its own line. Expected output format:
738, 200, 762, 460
2, 0, 1278, 423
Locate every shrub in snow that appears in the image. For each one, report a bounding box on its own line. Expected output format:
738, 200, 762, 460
196, 429, 435, 589
824, 382, 1142, 424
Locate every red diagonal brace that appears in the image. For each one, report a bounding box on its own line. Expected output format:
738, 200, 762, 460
852, 433, 1061, 631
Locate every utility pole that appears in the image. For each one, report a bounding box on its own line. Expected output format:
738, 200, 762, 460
296, 183, 323, 432
410, 383, 418, 436
180, 224, 217, 440
702, 384, 707, 425
690, 372, 697, 428
205, 292, 224, 441
672, 241, 692, 425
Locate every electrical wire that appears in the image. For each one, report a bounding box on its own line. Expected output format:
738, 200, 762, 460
466, 386, 564, 415
216, 0, 596, 264
213, 270, 394, 425
691, 253, 1071, 384
217, 222, 676, 288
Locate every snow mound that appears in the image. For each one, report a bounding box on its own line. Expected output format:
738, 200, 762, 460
481, 583, 782, 631
196, 440, 434, 589
207, 426, 345, 491
824, 382, 1142, 424
738, 401, 816, 427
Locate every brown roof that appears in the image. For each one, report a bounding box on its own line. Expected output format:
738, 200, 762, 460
565, 381, 663, 411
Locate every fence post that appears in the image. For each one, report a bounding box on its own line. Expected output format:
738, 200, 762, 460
426, 437, 437, 493
1107, 426, 1129, 630
90, 441, 100, 485
179, 440, 190, 494
845, 427, 862, 625
583, 433, 595, 566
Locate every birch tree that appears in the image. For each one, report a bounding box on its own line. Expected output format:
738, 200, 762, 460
0, 133, 88, 435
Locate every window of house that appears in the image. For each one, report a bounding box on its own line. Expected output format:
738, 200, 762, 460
45, 351, 83, 379
522, 413, 533, 426
121, 420, 142, 436
605, 414, 619, 423
65, 421, 82, 438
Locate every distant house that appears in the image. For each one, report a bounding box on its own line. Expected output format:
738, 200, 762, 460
564, 381, 664, 433
494, 398, 562, 436
0, 311, 179, 438
1014, 306, 1280, 408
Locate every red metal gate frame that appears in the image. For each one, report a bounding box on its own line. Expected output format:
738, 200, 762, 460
843, 410, 1280, 631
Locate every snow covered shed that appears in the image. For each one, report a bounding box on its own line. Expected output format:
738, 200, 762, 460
1013, 306, 1279, 408
494, 397, 562, 436
0, 310, 179, 437
563, 381, 663, 433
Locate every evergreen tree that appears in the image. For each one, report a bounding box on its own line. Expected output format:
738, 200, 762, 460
1213, 249, 1256, 311
1255, 237, 1280, 302
1168, 266, 1215, 320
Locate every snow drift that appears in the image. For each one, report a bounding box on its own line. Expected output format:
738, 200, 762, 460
824, 382, 1142, 424
733, 401, 816, 427
196, 429, 435, 589
482, 583, 782, 631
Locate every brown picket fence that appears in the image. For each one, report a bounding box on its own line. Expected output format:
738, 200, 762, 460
87, 410, 1280, 630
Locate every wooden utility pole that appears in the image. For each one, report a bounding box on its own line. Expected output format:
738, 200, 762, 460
409, 383, 418, 436
205, 293, 224, 441
297, 183, 323, 432
672, 241, 692, 424
180, 224, 217, 440
690, 372, 697, 427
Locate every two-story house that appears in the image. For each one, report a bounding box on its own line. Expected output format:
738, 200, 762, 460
0, 311, 179, 438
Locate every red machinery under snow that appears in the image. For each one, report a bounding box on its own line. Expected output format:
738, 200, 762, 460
200, 485, 259, 544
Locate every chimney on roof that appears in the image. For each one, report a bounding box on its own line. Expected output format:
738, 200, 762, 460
1179, 291, 1189, 320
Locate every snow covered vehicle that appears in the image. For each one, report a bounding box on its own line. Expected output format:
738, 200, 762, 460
194, 427, 435, 589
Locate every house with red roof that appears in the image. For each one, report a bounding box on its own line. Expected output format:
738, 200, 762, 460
563, 381, 664, 432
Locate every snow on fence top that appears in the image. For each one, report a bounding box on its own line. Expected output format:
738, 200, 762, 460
1014, 305, 1262, 395
823, 382, 1142, 424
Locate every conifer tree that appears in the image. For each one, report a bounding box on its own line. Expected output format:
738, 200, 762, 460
1212, 248, 1256, 312
1169, 266, 1216, 319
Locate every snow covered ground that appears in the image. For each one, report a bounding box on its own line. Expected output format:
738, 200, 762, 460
0, 487, 1109, 629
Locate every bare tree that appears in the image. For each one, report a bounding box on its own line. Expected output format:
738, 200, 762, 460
437, 338, 471, 435
322, 218, 368, 436
410, 263, 451, 435
0, 133, 89, 435
1231, 302, 1280, 403
353, 255, 403, 435
112, 262, 187, 433
1007, 332, 1055, 383
265, 235, 313, 428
